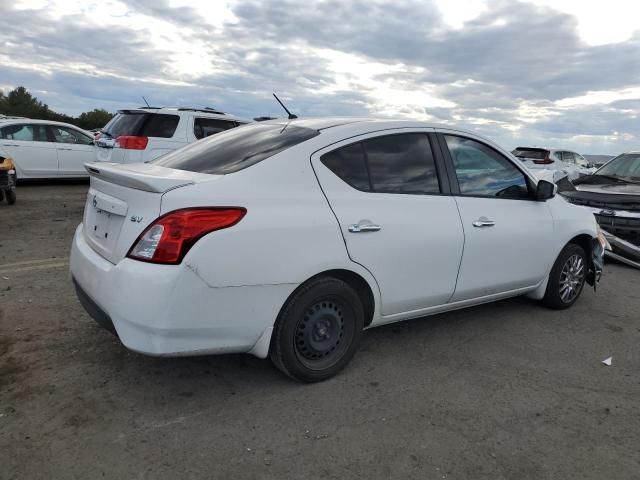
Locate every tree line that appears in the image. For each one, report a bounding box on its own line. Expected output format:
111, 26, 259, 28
0, 86, 114, 130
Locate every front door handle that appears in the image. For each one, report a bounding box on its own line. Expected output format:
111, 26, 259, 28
57, 147, 73, 151
2, 143, 19, 147
348, 222, 381, 233
472, 217, 495, 228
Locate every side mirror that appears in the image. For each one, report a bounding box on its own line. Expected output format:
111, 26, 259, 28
535, 180, 557, 201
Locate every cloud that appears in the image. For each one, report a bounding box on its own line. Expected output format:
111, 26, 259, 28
0, 0, 639, 154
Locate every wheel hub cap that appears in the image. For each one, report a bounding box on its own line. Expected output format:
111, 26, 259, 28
296, 301, 344, 360
559, 254, 585, 303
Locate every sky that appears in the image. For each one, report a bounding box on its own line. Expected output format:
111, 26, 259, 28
0, 0, 638, 154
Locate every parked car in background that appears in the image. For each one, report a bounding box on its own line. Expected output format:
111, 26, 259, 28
94, 107, 250, 164
0, 155, 17, 204
512, 147, 596, 183
559, 151, 640, 268
71, 118, 606, 382
0, 119, 95, 179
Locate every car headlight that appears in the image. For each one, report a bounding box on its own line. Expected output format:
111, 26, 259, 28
596, 225, 612, 251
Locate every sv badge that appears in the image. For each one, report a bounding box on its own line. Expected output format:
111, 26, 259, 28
130, 215, 144, 223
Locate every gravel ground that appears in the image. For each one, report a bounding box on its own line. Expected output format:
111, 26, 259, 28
1, 182, 639, 480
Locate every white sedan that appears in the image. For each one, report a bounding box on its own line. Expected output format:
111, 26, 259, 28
70, 118, 606, 382
0, 119, 94, 179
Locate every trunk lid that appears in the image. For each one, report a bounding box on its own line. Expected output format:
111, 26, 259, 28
82, 162, 219, 264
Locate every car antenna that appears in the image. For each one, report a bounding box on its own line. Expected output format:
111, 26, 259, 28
142, 96, 151, 108
273, 93, 298, 119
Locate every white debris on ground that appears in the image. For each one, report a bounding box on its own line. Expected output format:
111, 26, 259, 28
602, 356, 612, 366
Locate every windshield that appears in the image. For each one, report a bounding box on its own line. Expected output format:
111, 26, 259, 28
512, 148, 548, 159
596, 153, 640, 181
153, 123, 319, 174
102, 112, 179, 138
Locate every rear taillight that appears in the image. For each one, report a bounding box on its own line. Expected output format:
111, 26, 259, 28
116, 135, 148, 150
533, 154, 554, 165
127, 208, 246, 264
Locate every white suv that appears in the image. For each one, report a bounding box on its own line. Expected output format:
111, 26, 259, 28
512, 147, 596, 183
95, 107, 250, 164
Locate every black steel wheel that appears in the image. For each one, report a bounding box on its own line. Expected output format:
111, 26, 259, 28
270, 276, 364, 382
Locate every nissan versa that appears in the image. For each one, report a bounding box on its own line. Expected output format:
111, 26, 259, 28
70, 118, 607, 382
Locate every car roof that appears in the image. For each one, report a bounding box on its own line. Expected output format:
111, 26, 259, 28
0, 118, 89, 130
118, 107, 250, 122
258, 116, 477, 133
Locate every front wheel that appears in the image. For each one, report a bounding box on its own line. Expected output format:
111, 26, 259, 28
542, 243, 587, 309
270, 277, 364, 382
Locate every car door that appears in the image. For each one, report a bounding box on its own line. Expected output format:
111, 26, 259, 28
0, 123, 58, 178
438, 132, 555, 302
49, 125, 94, 176
311, 130, 464, 318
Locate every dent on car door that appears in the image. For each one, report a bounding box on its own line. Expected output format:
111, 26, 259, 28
0, 124, 58, 177
50, 125, 94, 175
439, 133, 555, 301
311, 131, 464, 318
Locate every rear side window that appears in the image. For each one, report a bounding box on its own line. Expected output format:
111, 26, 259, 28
194, 118, 237, 140
153, 123, 319, 174
364, 134, 439, 193
103, 113, 179, 138
321, 143, 370, 191
321, 133, 440, 194
0, 124, 48, 142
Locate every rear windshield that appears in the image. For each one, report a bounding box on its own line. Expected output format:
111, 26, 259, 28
512, 148, 548, 160
102, 112, 179, 138
153, 123, 319, 174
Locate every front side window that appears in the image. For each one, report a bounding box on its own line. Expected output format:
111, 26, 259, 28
321, 133, 440, 194
445, 135, 530, 199
51, 126, 94, 145
194, 118, 237, 140
562, 151, 576, 163
0, 124, 48, 142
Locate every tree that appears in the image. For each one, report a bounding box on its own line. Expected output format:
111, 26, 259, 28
76, 109, 114, 130
0, 86, 113, 129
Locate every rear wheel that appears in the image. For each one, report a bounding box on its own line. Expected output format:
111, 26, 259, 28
542, 243, 587, 309
6, 190, 16, 205
270, 277, 364, 382
0, 190, 4, 202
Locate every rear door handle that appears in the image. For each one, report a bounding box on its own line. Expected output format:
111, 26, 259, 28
2, 143, 19, 147
349, 222, 381, 233
57, 148, 73, 151
472, 217, 495, 228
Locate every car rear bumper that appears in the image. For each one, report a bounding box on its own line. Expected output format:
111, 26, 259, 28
70, 224, 294, 357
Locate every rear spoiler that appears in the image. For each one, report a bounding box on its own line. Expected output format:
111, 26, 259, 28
84, 162, 198, 193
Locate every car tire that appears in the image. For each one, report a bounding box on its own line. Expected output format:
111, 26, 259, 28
6, 190, 16, 205
269, 276, 364, 382
542, 243, 587, 309
0, 190, 4, 202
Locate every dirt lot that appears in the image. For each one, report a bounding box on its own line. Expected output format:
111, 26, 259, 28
1, 183, 639, 480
